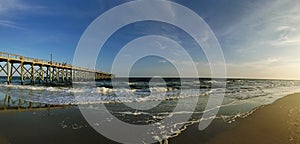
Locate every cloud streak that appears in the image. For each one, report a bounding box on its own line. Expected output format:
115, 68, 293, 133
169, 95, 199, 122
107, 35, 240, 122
0, 0, 28, 14
0, 0, 45, 29
0, 20, 25, 29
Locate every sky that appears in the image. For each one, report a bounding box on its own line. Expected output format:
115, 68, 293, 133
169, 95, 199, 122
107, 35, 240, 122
0, 0, 300, 79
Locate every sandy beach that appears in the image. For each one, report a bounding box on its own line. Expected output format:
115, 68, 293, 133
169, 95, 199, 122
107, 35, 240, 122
1, 93, 300, 144
0, 107, 119, 144
170, 93, 300, 144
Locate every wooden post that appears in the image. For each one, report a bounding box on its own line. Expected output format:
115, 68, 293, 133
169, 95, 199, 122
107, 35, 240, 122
6, 60, 10, 84
50, 67, 53, 83
40, 65, 44, 83
46, 66, 49, 83
31, 64, 35, 84
73, 70, 76, 81
62, 68, 65, 83
70, 69, 73, 82
21, 62, 24, 85
56, 67, 59, 83
66, 69, 69, 82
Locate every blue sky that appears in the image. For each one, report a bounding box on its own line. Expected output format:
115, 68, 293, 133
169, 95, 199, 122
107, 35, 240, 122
0, 0, 300, 79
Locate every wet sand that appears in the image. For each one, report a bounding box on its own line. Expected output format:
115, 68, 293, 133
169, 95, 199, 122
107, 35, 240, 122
0, 107, 120, 144
170, 93, 300, 144
1, 93, 300, 144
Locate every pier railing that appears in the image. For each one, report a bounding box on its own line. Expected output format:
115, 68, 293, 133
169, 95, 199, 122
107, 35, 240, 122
0, 52, 73, 68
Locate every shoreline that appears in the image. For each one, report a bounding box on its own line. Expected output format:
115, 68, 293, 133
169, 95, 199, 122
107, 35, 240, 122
0, 93, 299, 143
169, 93, 300, 144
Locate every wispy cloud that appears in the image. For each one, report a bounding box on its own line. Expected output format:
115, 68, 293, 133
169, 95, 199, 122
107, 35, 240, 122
159, 59, 167, 63
0, 0, 28, 14
0, 20, 24, 29
218, 1, 299, 79
270, 35, 300, 46
269, 25, 300, 46
217, 0, 300, 65
0, 0, 45, 29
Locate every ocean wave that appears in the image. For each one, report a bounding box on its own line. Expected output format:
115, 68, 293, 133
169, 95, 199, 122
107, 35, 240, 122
0, 84, 211, 105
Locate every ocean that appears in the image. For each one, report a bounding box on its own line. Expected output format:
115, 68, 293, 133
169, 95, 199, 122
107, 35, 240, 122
0, 77, 300, 142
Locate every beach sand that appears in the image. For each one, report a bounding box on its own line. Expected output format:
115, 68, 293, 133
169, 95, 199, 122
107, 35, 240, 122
170, 93, 300, 144
0, 107, 119, 144
1, 93, 300, 144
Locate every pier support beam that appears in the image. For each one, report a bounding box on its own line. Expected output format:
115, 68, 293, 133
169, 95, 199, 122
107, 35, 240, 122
31, 64, 35, 84
7, 60, 10, 84
21, 62, 24, 85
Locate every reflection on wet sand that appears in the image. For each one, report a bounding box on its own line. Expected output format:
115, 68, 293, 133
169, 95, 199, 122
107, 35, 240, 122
0, 94, 72, 112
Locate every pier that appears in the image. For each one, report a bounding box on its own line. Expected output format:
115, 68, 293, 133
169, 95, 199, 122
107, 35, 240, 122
0, 52, 113, 85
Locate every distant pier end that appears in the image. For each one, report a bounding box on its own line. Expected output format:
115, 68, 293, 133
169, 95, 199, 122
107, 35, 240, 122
0, 52, 113, 85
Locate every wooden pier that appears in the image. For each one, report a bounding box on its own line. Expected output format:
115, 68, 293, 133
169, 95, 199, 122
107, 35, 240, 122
0, 52, 113, 85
